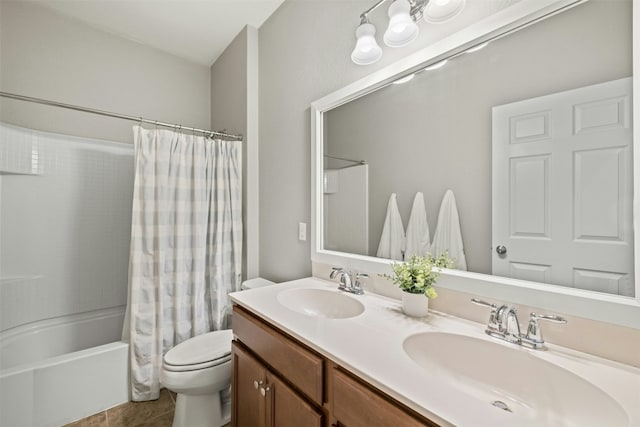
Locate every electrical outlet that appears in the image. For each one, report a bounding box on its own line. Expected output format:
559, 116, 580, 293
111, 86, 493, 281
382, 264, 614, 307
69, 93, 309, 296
298, 222, 307, 241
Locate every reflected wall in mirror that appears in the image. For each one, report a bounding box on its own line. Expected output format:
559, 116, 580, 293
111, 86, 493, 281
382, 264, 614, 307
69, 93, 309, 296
323, 0, 634, 297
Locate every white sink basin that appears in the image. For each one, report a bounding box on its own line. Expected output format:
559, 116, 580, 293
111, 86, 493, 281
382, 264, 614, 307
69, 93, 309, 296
403, 332, 628, 427
277, 288, 364, 319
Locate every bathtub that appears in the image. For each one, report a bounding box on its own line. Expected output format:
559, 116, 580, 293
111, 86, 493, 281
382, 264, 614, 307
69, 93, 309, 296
0, 307, 129, 427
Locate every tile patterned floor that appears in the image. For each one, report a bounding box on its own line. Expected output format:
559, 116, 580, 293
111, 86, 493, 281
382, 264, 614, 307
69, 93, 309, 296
62, 389, 232, 427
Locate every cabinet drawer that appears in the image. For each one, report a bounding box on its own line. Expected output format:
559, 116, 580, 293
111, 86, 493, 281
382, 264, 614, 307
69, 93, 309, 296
233, 306, 324, 405
332, 368, 438, 427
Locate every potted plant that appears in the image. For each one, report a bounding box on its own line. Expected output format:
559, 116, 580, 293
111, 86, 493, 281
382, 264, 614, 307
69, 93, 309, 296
385, 253, 453, 317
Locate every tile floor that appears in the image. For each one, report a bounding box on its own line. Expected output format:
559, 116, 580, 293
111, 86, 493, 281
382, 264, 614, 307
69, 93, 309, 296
62, 389, 231, 427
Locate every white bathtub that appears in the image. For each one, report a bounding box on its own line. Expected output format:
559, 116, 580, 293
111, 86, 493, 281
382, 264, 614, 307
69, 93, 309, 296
0, 307, 129, 427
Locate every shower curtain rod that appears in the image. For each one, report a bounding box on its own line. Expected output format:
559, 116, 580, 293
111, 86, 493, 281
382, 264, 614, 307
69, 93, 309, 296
0, 91, 243, 141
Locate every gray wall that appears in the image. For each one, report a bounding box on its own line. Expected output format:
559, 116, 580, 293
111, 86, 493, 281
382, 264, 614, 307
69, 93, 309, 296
258, 0, 522, 282
210, 25, 260, 282
211, 27, 249, 279
0, 1, 211, 143
211, 29, 248, 138
325, 0, 632, 274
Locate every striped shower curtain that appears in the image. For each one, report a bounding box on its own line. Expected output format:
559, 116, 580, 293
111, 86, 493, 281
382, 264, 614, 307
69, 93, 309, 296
123, 125, 242, 401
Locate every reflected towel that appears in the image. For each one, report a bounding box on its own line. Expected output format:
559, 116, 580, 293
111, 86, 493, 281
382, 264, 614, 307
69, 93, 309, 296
376, 193, 405, 261
432, 190, 467, 270
405, 192, 431, 258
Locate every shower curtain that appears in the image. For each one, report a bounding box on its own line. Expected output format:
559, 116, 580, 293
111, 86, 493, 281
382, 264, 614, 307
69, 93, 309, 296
123, 125, 242, 401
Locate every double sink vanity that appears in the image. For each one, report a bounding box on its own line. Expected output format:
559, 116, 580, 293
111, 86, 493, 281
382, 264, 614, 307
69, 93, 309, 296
231, 0, 640, 424
229, 277, 640, 427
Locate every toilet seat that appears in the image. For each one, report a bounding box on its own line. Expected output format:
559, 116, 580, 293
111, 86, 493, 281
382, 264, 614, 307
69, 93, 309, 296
163, 329, 233, 372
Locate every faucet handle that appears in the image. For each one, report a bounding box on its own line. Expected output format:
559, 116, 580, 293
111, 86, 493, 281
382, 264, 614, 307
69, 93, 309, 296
471, 298, 497, 309
330, 267, 346, 279
471, 299, 501, 332
522, 312, 567, 350
352, 273, 368, 295
530, 312, 567, 324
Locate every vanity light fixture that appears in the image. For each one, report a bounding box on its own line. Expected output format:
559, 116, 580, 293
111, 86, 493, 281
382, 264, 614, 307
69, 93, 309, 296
383, 0, 420, 47
351, 22, 384, 65
351, 0, 467, 65
424, 0, 466, 23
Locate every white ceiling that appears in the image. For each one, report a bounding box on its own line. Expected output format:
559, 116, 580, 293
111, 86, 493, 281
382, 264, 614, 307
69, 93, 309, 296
25, 0, 285, 66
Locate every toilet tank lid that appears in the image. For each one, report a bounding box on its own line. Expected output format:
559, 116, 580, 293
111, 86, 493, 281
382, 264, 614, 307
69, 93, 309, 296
241, 277, 276, 290
164, 329, 232, 366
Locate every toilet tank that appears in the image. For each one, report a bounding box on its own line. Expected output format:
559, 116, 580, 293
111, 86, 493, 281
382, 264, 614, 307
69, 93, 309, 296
240, 278, 275, 291
224, 278, 276, 329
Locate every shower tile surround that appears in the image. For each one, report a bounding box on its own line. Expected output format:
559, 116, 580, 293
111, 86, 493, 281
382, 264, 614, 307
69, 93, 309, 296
312, 262, 640, 368
0, 123, 133, 332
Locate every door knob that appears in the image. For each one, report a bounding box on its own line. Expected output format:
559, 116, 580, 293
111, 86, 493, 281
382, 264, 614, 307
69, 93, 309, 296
496, 245, 507, 255
260, 386, 270, 397
253, 380, 263, 389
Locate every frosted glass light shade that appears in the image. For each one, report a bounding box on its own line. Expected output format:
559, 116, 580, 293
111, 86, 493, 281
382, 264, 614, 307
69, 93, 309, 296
351, 23, 383, 65
424, 0, 466, 23
383, 0, 419, 48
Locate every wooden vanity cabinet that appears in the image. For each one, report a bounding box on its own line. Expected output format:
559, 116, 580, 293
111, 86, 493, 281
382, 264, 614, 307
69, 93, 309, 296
330, 367, 438, 427
232, 342, 266, 427
232, 341, 322, 427
232, 306, 324, 427
232, 305, 438, 427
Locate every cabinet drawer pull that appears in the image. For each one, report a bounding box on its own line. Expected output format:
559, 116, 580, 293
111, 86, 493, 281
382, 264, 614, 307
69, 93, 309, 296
253, 380, 263, 389
260, 386, 271, 397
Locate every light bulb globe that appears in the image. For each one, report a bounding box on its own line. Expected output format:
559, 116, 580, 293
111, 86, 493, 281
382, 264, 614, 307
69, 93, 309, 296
383, 0, 419, 47
351, 23, 383, 65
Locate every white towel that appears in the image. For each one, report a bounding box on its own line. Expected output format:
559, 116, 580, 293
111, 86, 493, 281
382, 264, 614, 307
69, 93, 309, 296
376, 193, 405, 261
405, 192, 431, 258
432, 190, 467, 270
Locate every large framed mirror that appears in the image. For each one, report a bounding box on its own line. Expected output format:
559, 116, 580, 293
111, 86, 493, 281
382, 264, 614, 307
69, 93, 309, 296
311, 0, 640, 328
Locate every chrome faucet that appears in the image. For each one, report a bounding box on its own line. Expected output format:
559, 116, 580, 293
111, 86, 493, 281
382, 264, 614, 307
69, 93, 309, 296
330, 268, 366, 295
471, 299, 566, 350
497, 305, 521, 344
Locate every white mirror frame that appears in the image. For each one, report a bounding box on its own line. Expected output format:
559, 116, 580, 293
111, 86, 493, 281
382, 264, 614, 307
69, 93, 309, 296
311, 0, 640, 329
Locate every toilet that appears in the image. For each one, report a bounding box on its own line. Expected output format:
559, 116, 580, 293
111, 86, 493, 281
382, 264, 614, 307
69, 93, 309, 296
160, 278, 275, 427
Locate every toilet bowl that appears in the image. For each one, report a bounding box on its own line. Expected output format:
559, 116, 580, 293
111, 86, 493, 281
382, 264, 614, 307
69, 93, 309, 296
160, 329, 233, 427
160, 278, 275, 427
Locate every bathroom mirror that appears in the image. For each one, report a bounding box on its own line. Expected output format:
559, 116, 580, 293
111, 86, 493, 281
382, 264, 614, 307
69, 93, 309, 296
311, 0, 640, 328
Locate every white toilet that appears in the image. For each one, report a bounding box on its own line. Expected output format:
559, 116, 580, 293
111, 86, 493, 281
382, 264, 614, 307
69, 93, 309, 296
160, 278, 275, 427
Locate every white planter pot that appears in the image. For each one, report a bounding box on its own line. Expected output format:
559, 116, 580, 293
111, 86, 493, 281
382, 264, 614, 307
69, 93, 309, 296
401, 292, 429, 317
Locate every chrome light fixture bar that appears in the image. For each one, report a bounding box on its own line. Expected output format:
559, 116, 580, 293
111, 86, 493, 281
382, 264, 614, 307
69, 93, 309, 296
351, 0, 466, 65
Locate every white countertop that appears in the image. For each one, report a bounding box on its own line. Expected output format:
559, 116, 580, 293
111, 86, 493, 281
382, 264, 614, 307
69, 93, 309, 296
229, 277, 640, 427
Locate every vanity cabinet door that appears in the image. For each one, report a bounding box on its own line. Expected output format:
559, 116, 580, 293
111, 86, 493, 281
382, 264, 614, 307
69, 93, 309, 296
232, 341, 267, 427
233, 340, 323, 427
331, 368, 438, 427
266, 372, 323, 427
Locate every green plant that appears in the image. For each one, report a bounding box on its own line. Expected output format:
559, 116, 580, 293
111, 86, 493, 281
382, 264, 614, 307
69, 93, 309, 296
383, 253, 453, 299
